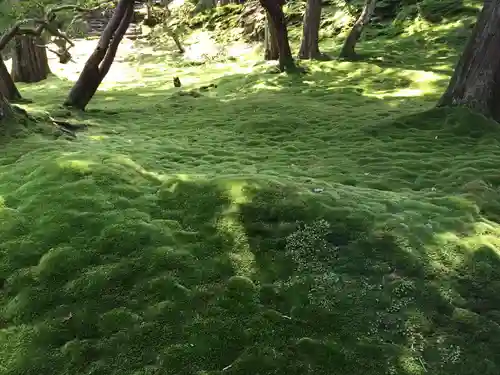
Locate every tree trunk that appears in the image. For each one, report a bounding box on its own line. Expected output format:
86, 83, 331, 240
339, 0, 377, 60
146, 0, 153, 19
437, 0, 500, 121
298, 0, 322, 59
11, 35, 51, 83
259, 0, 296, 72
0, 92, 14, 122
264, 11, 278, 60
0, 58, 22, 102
172, 34, 185, 53
64, 0, 134, 110
193, 0, 216, 13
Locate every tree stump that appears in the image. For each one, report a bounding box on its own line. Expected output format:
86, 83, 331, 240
11, 35, 51, 83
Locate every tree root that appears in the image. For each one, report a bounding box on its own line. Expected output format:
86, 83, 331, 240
49, 115, 88, 138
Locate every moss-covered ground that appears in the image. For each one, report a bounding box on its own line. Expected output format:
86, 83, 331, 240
2, 8, 500, 375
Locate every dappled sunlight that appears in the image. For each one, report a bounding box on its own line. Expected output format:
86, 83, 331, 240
249, 79, 285, 92
107, 155, 166, 182
217, 215, 256, 278
57, 159, 95, 173
458, 220, 500, 252
88, 135, 108, 141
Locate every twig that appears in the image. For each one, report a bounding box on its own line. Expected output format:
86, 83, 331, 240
418, 356, 427, 372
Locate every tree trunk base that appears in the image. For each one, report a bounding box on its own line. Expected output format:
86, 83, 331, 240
298, 51, 331, 61
260, 0, 296, 72
437, 1, 500, 122
64, 0, 134, 110
338, 52, 363, 61
264, 11, 278, 60
339, 0, 377, 61
298, 0, 323, 62
11, 35, 51, 83
0, 59, 22, 101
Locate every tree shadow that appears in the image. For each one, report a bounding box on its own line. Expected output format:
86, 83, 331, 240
234, 176, 500, 374
0, 157, 261, 374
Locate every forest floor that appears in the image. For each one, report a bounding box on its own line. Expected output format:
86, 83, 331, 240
2, 15, 500, 375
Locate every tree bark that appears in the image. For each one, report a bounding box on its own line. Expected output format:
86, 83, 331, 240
193, 0, 217, 13
11, 35, 51, 83
64, 0, 134, 110
0, 92, 15, 122
437, 0, 500, 121
264, 11, 278, 60
339, 0, 377, 60
259, 0, 296, 72
0, 58, 22, 102
298, 0, 322, 59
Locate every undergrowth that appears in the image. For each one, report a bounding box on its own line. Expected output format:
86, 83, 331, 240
1, 1, 500, 374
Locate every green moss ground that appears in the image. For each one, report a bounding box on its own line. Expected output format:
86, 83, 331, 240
2, 13, 500, 375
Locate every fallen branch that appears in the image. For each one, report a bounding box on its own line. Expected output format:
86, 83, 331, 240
49, 115, 88, 132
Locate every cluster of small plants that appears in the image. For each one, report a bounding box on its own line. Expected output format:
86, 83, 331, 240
283, 219, 344, 310
285, 219, 337, 275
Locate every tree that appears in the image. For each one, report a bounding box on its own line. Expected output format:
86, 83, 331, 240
264, 11, 278, 60
193, 0, 217, 14
0, 4, 93, 83
0, 59, 22, 102
162, 0, 186, 54
298, 0, 323, 59
437, 0, 500, 121
11, 34, 51, 83
339, 0, 377, 60
64, 0, 135, 110
0, 93, 14, 119
259, 0, 297, 72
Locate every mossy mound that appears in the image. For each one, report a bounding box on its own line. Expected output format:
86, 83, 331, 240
1, 143, 500, 374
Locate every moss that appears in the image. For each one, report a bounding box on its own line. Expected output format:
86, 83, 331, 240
0, 6, 499, 375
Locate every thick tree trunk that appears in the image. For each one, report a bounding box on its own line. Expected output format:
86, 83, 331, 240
298, 0, 322, 59
264, 11, 278, 60
64, 0, 134, 110
339, 0, 377, 60
11, 35, 51, 83
437, 0, 500, 121
0, 58, 22, 102
259, 0, 296, 72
